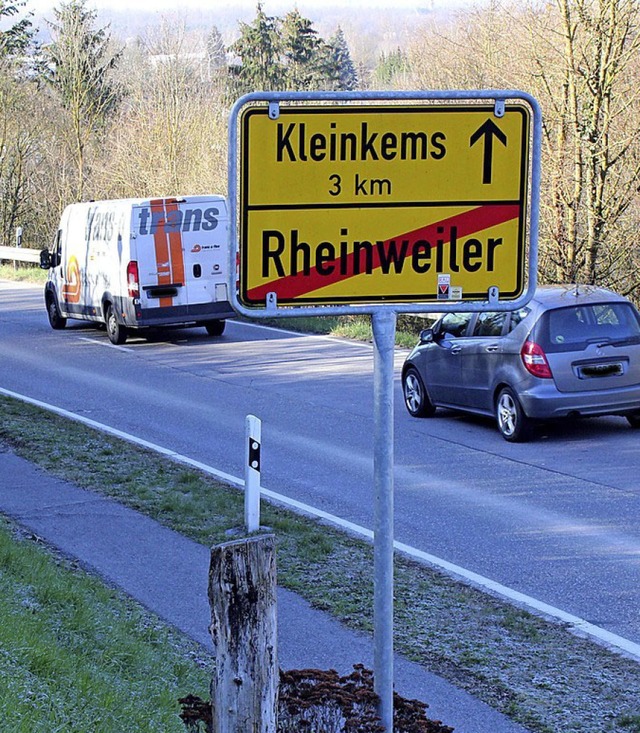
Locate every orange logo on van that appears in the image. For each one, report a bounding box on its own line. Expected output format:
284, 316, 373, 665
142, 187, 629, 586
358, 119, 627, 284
62, 256, 81, 303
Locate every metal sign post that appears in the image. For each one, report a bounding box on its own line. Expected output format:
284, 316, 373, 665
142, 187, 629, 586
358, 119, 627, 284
227, 89, 541, 732
372, 309, 397, 730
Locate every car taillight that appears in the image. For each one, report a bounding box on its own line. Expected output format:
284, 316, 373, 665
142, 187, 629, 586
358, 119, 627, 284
127, 261, 140, 298
521, 340, 553, 378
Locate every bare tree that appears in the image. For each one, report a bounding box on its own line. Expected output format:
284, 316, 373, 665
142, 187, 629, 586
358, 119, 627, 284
0, 0, 42, 247
0, 76, 35, 246
406, 3, 520, 90
405, 0, 640, 297
101, 19, 227, 198
520, 0, 640, 295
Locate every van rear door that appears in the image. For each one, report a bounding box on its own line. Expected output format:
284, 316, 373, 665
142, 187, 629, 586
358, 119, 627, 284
180, 197, 228, 306
132, 196, 229, 323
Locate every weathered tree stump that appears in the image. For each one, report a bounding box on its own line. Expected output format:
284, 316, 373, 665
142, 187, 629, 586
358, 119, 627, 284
209, 535, 278, 733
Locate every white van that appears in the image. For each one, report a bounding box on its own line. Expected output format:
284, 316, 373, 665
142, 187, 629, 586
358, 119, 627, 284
40, 195, 235, 344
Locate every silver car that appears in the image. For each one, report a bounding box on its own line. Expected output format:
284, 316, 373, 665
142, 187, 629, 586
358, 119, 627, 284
401, 285, 640, 441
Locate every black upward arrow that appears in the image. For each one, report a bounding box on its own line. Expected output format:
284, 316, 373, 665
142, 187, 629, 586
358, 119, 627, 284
470, 119, 507, 184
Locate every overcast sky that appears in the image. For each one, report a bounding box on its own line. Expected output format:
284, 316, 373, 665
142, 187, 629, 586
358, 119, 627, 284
26, 0, 469, 13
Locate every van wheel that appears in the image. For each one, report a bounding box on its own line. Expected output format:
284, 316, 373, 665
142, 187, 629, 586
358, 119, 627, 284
496, 387, 533, 442
205, 320, 226, 337
106, 304, 128, 345
402, 367, 436, 417
46, 296, 67, 330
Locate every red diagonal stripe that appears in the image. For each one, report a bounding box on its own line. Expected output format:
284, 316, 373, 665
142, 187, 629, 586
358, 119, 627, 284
246, 203, 520, 302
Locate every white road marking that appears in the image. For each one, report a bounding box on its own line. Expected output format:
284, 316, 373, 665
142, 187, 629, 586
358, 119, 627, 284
2, 385, 639, 663
77, 336, 133, 352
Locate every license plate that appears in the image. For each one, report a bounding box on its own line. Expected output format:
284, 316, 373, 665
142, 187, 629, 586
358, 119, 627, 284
578, 362, 624, 378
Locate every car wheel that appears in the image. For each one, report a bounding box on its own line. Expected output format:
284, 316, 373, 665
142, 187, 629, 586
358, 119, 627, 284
205, 319, 226, 337
46, 295, 67, 330
626, 413, 640, 429
402, 367, 436, 417
496, 387, 533, 442
106, 304, 128, 345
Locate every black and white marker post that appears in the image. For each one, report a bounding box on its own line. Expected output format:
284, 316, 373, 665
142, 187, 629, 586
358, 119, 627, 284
245, 414, 262, 533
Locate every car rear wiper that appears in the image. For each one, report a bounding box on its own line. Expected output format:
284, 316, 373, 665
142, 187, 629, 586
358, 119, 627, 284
595, 335, 640, 348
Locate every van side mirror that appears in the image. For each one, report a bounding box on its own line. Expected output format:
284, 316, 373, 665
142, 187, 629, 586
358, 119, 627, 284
39, 249, 52, 269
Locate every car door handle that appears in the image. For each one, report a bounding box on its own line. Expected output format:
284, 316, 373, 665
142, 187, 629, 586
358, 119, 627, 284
450, 345, 462, 354
485, 345, 499, 353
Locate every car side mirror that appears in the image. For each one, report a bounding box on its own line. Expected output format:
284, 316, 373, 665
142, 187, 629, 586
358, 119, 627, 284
39, 249, 52, 269
431, 320, 445, 341
419, 328, 434, 344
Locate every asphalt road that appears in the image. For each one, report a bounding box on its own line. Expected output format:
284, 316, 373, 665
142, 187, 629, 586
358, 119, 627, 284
2, 280, 640, 647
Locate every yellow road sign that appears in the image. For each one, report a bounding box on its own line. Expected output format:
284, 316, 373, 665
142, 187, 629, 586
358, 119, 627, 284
238, 102, 532, 307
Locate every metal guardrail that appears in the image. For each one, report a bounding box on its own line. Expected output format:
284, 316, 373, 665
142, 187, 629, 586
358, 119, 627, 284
0, 246, 41, 264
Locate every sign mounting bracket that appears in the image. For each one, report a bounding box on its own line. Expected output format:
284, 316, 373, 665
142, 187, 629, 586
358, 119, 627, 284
268, 101, 280, 120
266, 292, 278, 312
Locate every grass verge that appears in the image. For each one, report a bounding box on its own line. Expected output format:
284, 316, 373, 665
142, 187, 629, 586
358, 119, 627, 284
1, 395, 640, 733
256, 314, 427, 348
0, 514, 210, 732
0, 263, 47, 284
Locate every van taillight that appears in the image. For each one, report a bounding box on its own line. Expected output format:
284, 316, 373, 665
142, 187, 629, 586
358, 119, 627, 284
127, 261, 140, 298
521, 340, 552, 379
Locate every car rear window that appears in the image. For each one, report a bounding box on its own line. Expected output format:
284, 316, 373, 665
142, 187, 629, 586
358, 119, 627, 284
533, 302, 640, 353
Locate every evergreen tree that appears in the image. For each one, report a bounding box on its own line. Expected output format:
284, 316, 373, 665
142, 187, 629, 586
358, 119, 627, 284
205, 24, 226, 87
206, 24, 225, 70
323, 27, 357, 91
227, 10, 358, 95
0, 0, 35, 63
228, 4, 284, 94
281, 9, 321, 90
374, 48, 410, 88
43, 0, 121, 200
